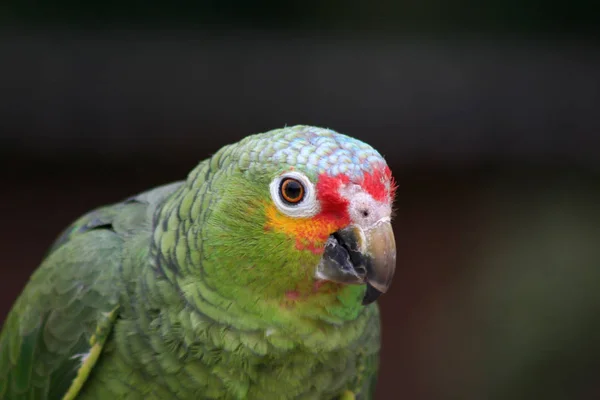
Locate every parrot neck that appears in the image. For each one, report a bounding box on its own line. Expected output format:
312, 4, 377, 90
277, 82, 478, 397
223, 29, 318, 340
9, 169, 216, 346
165, 263, 369, 335
134, 264, 375, 355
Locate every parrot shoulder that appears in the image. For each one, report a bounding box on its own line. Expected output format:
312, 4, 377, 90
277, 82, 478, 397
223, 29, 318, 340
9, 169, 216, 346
0, 181, 184, 400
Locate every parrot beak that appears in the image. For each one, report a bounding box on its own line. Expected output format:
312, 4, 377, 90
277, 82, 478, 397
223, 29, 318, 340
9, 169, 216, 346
315, 218, 396, 305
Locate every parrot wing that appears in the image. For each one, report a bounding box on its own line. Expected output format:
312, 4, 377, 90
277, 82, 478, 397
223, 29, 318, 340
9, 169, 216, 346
0, 182, 181, 400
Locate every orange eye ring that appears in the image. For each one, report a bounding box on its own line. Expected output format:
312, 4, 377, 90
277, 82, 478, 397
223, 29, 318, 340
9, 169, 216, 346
279, 178, 305, 204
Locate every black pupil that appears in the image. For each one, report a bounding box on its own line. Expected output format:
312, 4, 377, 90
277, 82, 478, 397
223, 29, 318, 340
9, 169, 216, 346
282, 179, 303, 203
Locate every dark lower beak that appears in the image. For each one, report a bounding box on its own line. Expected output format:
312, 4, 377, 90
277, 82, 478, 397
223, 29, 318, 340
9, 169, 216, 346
315, 219, 396, 305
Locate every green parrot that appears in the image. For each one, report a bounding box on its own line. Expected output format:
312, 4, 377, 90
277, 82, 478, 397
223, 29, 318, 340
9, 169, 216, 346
0, 125, 397, 400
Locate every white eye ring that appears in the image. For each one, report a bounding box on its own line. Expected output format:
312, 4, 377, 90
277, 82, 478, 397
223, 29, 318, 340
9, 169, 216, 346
269, 171, 320, 218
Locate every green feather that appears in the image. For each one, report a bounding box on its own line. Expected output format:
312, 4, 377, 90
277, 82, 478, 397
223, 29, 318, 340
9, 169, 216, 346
12, 330, 36, 392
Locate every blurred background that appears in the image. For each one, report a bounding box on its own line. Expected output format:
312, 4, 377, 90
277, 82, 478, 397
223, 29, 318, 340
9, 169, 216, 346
1, 1, 600, 399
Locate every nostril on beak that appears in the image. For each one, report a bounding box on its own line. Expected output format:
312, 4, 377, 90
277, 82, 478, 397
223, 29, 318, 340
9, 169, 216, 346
360, 209, 369, 218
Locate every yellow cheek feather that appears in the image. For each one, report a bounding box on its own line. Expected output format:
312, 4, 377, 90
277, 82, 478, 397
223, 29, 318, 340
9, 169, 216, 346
264, 204, 344, 254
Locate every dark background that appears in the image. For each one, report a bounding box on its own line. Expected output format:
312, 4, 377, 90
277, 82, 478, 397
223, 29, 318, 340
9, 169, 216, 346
1, 2, 600, 399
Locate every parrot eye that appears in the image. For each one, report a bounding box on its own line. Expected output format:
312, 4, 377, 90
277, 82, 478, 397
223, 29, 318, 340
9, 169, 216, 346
279, 178, 305, 204
269, 171, 319, 218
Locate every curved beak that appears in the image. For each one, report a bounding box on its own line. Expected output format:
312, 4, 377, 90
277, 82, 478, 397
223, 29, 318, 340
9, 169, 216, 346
315, 218, 396, 305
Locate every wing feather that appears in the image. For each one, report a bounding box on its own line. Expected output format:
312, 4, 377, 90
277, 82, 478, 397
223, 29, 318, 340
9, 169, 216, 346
0, 201, 146, 399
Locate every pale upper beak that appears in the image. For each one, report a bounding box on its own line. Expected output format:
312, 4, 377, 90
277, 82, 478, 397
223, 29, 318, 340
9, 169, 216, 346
315, 218, 396, 305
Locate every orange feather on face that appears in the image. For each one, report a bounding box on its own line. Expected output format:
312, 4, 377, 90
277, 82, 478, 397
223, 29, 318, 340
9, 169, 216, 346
264, 204, 347, 254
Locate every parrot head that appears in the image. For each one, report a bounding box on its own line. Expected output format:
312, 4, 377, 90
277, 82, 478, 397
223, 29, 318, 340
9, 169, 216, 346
181, 125, 396, 319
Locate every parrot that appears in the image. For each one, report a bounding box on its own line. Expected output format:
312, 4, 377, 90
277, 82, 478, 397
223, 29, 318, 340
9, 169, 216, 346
0, 125, 397, 400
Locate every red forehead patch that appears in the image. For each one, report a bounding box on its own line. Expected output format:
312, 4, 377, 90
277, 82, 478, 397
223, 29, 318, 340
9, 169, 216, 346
315, 173, 350, 221
316, 165, 395, 211
360, 165, 396, 202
